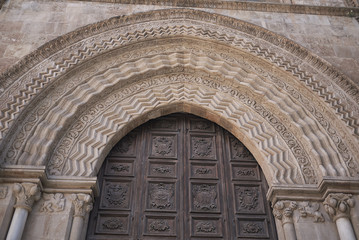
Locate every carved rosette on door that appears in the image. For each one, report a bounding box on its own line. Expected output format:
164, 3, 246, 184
87, 114, 277, 239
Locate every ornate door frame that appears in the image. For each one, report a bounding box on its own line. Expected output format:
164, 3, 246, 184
0, 9, 359, 240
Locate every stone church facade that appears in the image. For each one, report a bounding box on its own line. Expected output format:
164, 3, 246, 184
0, 0, 359, 239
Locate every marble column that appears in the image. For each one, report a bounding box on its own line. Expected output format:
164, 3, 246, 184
69, 193, 93, 240
324, 193, 356, 240
6, 183, 41, 240
273, 201, 297, 240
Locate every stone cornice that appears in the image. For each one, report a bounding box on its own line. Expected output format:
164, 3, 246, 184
268, 177, 359, 203
76, 0, 359, 17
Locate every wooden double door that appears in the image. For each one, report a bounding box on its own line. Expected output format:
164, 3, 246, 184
87, 114, 277, 239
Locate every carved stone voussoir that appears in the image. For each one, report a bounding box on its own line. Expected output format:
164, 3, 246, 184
40, 193, 66, 213
13, 183, 41, 211
71, 193, 93, 218
324, 193, 355, 221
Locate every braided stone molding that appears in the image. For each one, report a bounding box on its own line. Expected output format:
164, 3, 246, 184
324, 193, 355, 221
44, 70, 327, 184
0, 9, 358, 143
6, 42, 358, 181
13, 183, 41, 211
71, 193, 93, 218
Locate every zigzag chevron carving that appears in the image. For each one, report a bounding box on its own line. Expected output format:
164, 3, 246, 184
54, 83, 303, 184
6, 48, 357, 181
0, 16, 358, 143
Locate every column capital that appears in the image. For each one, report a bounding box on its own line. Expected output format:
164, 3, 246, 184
13, 182, 41, 211
324, 193, 355, 221
71, 193, 93, 218
273, 201, 297, 225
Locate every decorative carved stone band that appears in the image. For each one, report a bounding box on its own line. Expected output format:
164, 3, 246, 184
77, 0, 359, 17
6, 183, 41, 240
70, 193, 93, 240
324, 193, 356, 240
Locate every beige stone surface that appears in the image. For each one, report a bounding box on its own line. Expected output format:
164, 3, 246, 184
0, 184, 14, 240
0, 0, 358, 83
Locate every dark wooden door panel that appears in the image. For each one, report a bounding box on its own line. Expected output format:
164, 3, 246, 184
87, 114, 277, 239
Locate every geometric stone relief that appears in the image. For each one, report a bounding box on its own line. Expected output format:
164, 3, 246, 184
40, 193, 66, 213
1, 10, 357, 139
1, 41, 356, 185
48, 73, 323, 185
1, 9, 358, 174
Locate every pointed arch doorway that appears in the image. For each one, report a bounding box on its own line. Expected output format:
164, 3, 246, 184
87, 113, 278, 239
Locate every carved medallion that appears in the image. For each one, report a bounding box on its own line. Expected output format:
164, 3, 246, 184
192, 137, 215, 159
103, 182, 129, 208
152, 136, 175, 157
149, 220, 170, 232
192, 184, 218, 211
235, 186, 260, 212
196, 168, 212, 175
102, 218, 123, 230
153, 166, 171, 174
196, 221, 216, 233
237, 169, 255, 176
113, 134, 135, 155
243, 223, 263, 234
111, 164, 130, 173
230, 137, 251, 159
149, 183, 174, 210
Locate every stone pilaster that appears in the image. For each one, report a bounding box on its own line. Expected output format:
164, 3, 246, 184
324, 193, 356, 240
273, 201, 297, 240
12, 183, 41, 211
70, 194, 93, 240
6, 183, 41, 240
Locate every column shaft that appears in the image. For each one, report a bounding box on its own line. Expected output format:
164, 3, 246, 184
69, 216, 84, 240
6, 208, 29, 240
336, 217, 356, 240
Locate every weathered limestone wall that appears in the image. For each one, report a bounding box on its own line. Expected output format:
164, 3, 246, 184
0, 0, 359, 83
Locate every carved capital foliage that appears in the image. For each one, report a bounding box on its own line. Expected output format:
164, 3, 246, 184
298, 201, 325, 222
273, 201, 297, 224
324, 193, 355, 221
13, 183, 41, 211
40, 193, 66, 213
71, 193, 93, 218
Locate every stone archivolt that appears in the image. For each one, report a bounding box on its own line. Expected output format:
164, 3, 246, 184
0, 10, 358, 141
0, 9, 358, 189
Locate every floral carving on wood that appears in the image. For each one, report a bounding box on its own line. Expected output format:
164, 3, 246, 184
149, 183, 174, 210
149, 220, 170, 232
104, 182, 129, 208
111, 164, 130, 173
243, 223, 263, 234
153, 136, 174, 157
236, 187, 259, 211
192, 184, 217, 211
196, 221, 216, 233
192, 137, 214, 158
102, 218, 123, 230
